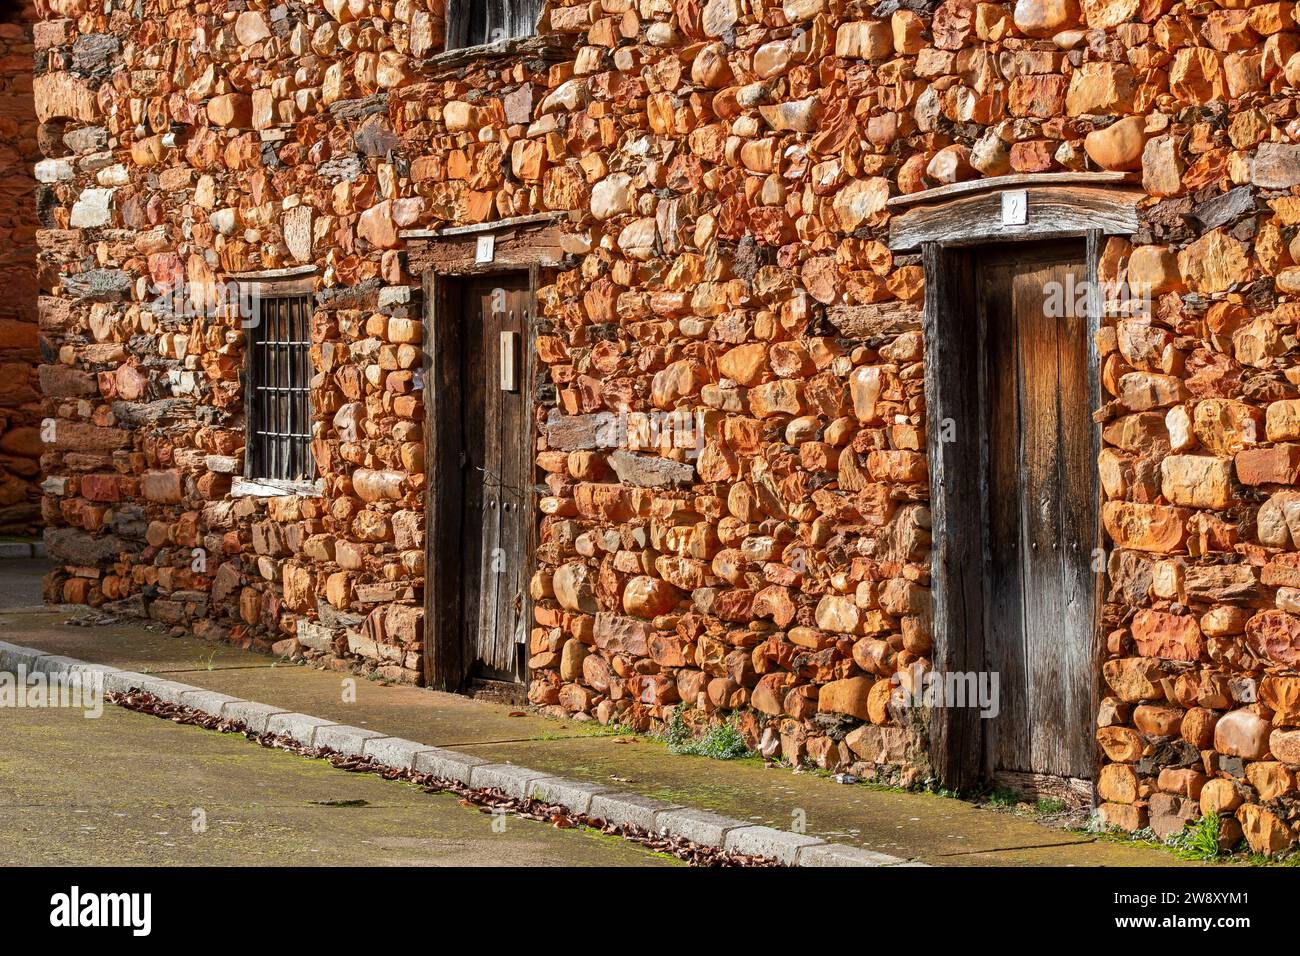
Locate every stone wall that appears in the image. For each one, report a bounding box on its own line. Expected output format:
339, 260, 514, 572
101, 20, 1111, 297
32, 0, 449, 673
30, 0, 1300, 855
0, 0, 40, 533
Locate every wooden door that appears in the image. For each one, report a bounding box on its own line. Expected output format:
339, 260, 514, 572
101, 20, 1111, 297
978, 241, 1095, 782
458, 275, 530, 684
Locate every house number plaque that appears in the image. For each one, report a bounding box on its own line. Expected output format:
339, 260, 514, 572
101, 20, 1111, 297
1001, 189, 1028, 226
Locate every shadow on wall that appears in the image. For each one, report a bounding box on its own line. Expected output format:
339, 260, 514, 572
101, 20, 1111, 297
0, 0, 41, 533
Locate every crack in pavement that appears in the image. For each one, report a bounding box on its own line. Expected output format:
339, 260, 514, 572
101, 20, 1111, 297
932, 836, 1098, 857
140, 664, 291, 674
431, 735, 595, 746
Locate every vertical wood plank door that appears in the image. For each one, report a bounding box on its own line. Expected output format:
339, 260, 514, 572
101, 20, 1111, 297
978, 241, 1095, 782
458, 275, 530, 683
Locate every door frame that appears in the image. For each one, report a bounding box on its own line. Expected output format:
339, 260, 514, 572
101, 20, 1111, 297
891, 179, 1142, 795
409, 214, 564, 692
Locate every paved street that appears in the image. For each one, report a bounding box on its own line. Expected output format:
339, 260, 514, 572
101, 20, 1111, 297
0, 557, 47, 609
0, 697, 678, 867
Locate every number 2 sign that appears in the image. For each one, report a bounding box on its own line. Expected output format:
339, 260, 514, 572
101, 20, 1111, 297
1001, 189, 1028, 226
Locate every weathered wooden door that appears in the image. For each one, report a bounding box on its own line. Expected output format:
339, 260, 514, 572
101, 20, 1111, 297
978, 241, 1095, 783
458, 275, 530, 684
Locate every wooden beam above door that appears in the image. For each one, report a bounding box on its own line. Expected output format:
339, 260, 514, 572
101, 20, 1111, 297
889, 184, 1142, 251
886, 171, 1136, 210
406, 217, 566, 276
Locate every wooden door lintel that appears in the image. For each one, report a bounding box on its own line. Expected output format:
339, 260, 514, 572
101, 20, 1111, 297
890, 184, 1141, 251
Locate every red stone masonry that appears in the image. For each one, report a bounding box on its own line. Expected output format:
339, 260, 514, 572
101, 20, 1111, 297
0, 0, 41, 533
29, 0, 1300, 855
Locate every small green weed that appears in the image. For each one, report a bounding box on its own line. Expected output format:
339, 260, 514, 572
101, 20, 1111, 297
1167, 813, 1224, 861
983, 786, 1021, 808
663, 706, 751, 760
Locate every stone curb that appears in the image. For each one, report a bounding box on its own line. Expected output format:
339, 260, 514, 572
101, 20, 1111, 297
0, 639, 919, 868
0, 541, 45, 560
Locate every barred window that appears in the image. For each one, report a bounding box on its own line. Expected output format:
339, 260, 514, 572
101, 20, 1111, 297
247, 294, 315, 483
446, 0, 541, 50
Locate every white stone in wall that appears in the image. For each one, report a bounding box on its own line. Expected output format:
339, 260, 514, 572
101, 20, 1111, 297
283, 205, 313, 263
210, 208, 237, 235
78, 150, 115, 172
69, 188, 114, 228
166, 368, 200, 396
591, 172, 633, 220
299, 619, 338, 652
377, 285, 411, 309
204, 455, 240, 474
34, 158, 74, 183
96, 163, 130, 187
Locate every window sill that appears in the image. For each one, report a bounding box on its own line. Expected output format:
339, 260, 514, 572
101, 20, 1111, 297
232, 476, 323, 498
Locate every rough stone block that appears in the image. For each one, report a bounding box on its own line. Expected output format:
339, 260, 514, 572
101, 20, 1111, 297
526, 776, 616, 814
314, 725, 389, 756
218, 699, 289, 735
360, 735, 437, 769
723, 825, 826, 864
412, 747, 491, 784
654, 807, 748, 846
588, 792, 681, 831
266, 712, 338, 747
467, 763, 548, 800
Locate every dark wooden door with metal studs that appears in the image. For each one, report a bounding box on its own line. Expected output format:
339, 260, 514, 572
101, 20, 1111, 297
977, 240, 1094, 783
458, 275, 529, 686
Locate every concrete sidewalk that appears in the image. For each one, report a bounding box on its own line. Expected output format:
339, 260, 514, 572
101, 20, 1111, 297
0, 562, 1195, 866
0, 690, 680, 867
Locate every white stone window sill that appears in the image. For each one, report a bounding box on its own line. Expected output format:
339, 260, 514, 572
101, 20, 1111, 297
232, 476, 323, 498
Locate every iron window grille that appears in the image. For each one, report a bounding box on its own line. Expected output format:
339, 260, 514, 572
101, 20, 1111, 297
445, 0, 542, 50
247, 294, 315, 483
